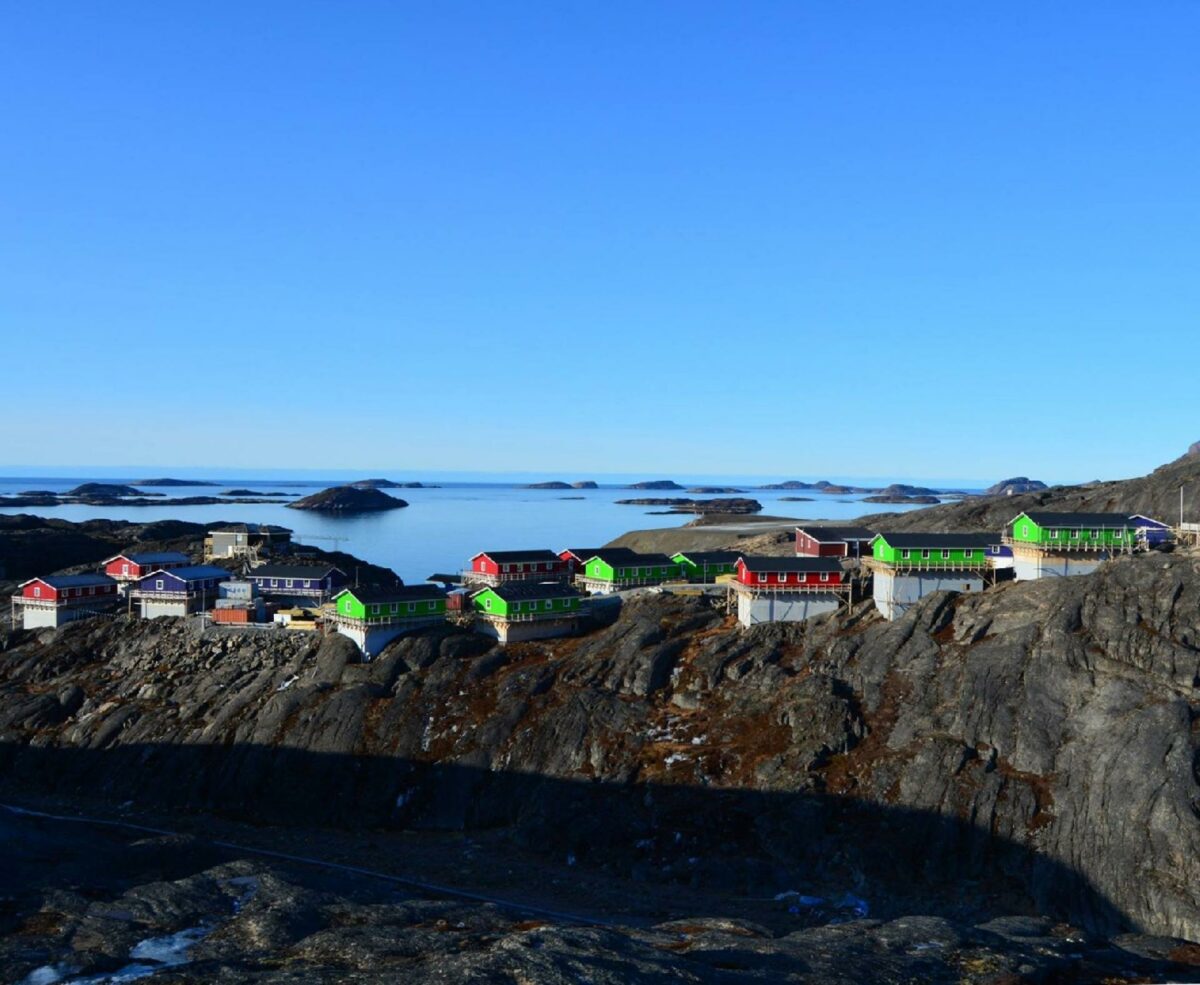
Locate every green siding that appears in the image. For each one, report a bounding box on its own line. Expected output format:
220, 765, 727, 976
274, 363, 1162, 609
672, 554, 737, 581
472, 587, 581, 617
1010, 515, 1131, 548
585, 559, 680, 585
871, 537, 988, 568
335, 591, 445, 621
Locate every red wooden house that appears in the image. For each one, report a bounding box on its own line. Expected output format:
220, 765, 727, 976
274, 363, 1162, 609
558, 548, 601, 578
465, 549, 566, 586
735, 556, 847, 590
794, 526, 875, 559
12, 574, 119, 628
103, 551, 191, 585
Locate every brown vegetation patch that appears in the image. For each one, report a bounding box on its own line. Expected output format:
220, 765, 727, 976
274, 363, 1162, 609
821, 670, 911, 797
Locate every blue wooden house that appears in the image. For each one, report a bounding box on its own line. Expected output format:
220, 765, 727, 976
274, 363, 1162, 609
1129, 514, 1171, 547
131, 565, 231, 619
248, 563, 347, 602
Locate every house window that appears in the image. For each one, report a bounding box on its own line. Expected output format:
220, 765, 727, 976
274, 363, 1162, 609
428, 601, 436, 611
902, 550, 911, 559
544, 600, 553, 610
942, 550, 950, 559
1091, 529, 1099, 538
963, 550, 973, 559
371, 604, 380, 614
121, 563, 129, 575
286, 579, 294, 588
156, 579, 164, 591
390, 604, 398, 614
1022, 525, 1029, 536
921, 550, 930, 559
1070, 530, 1079, 540
33, 587, 41, 597
1049, 530, 1059, 539
408, 602, 416, 612
820, 572, 830, 582
485, 598, 492, 610
758, 573, 767, 583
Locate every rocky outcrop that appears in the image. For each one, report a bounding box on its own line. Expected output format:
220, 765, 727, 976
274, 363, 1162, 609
861, 453, 1200, 532
983, 476, 1048, 496
522, 481, 573, 489
4, 808, 1195, 984
68, 483, 148, 498
615, 497, 763, 514
861, 494, 939, 504
1, 552, 1199, 941
628, 480, 684, 490
287, 486, 408, 513
137, 477, 219, 486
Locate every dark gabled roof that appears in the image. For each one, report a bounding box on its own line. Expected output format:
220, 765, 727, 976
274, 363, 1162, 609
737, 556, 844, 574
672, 550, 741, 564
1128, 514, 1169, 527
105, 551, 190, 565
22, 573, 117, 589
560, 548, 602, 560
474, 549, 561, 563
873, 532, 997, 549
587, 548, 676, 566
795, 525, 876, 543
1017, 512, 1134, 528
478, 581, 583, 602
250, 563, 343, 579
336, 584, 445, 604
208, 523, 293, 535
144, 565, 232, 582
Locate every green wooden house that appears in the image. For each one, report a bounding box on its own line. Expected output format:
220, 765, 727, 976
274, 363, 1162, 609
869, 533, 994, 569
332, 584, 447, 623
579, 549, 680, 593
328, 584, 447, 658
1009, 512, 1134, 551
472, 581, 584, 620
671, 550, 740, 582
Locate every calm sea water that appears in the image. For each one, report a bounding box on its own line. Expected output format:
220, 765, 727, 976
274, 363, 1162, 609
0, 474, 962, 583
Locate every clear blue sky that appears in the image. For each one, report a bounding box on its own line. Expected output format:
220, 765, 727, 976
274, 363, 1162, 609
3, 2, 1197, 483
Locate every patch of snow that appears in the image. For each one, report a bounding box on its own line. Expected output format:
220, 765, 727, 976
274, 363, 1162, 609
66, 924, 212, 984
774, 891, 825, 906
663, 753, 689, 766
226, 875, 259, 914
833, 893, 869, 918
275, 675, 298, 692
19, 965, 75, 985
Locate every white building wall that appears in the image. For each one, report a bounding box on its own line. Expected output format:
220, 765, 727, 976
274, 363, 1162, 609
872, 571, 985, 621
737, 592, 842, 627
1012, 552, 1108, 581
18, 606, 68, 629
473, 617, 579, 643
139, 599, 191, 619
335, 621, 438, 660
